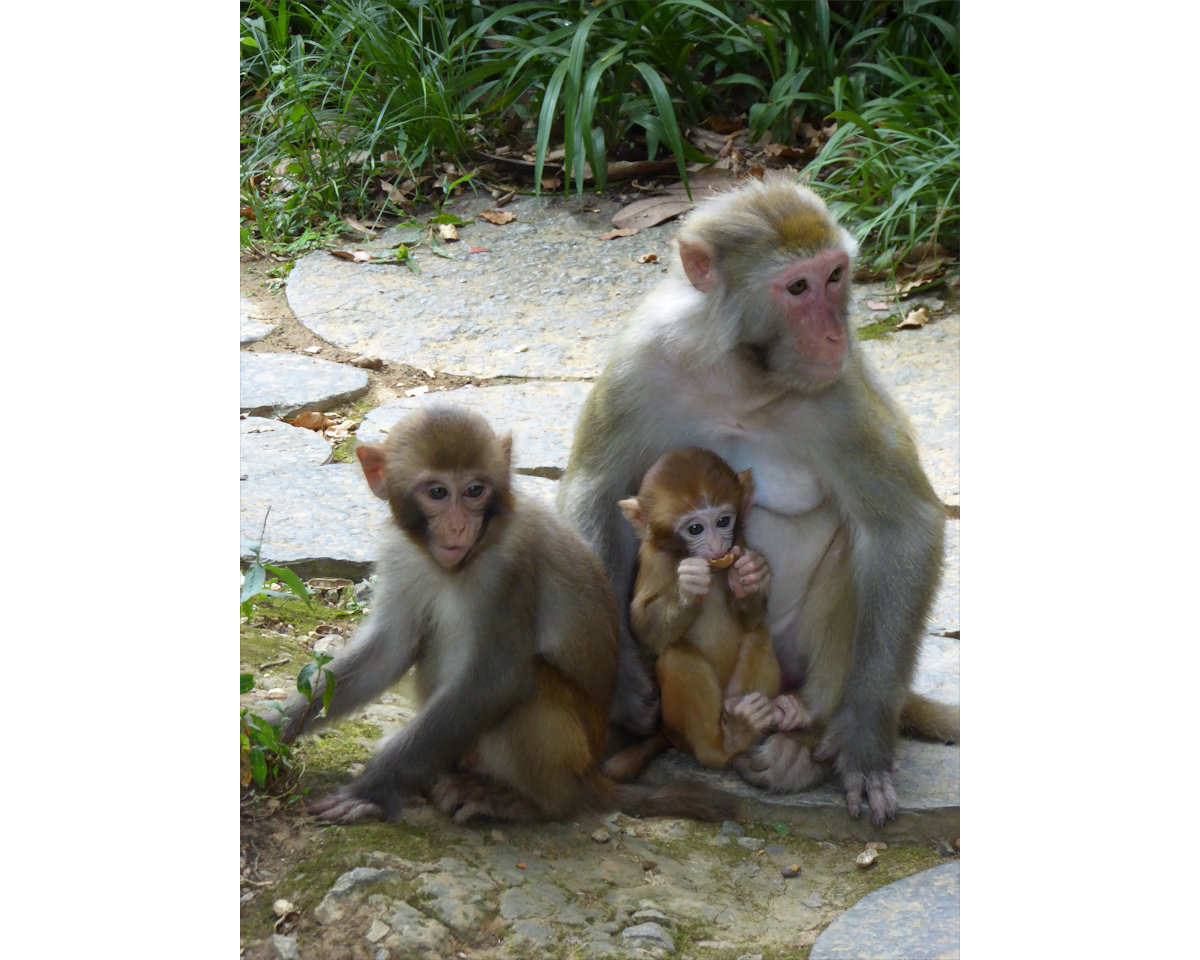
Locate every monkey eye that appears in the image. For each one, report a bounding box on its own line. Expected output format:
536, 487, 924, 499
787, 278, 807, 295
687, 523, 704, 536
828, 266, 843, 283
464, 483, 487, 499
427, 486, 449, 500
716, 515, 733, 529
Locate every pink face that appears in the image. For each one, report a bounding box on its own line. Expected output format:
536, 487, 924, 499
769, 247, 849, 380
413, 476, 492, 568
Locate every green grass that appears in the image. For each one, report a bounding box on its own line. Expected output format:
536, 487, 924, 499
240, 0, 960, 265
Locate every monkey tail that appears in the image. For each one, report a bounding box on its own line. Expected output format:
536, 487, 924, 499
589, 772, 738, 822
600, 732, 673, 783
900, 692, 959, 744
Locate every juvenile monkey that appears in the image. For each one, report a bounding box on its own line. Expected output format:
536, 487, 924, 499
558, 176, 958, 825
604, 448, 819, 784
278, 405, 734, 825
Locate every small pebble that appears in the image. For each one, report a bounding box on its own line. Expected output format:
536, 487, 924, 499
591, 829, 611, 844
855, 849, 878, 868
781, 864, 801, 879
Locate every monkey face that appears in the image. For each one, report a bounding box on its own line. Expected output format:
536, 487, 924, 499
412, 474, 493, 568
674, 503, 737, 562
767, 247, 850, 386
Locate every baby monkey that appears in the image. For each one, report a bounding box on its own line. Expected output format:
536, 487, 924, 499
605, 448, 813, 782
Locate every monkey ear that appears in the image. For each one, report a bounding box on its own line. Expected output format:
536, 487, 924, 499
618, 498, 649, 537
498, 433, 513, 474
355, 444, 390, 501
678, 238, 716, 292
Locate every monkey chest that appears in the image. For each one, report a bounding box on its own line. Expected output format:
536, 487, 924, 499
684, 589, 745, 684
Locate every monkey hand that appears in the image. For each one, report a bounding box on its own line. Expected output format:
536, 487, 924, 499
728, 548, 770, 599
814, 720, 899, 827
721, 692, 776, 756
723, 692, 776, 735
677, 557, 712, 601
306, 787, 387, 825
771, 694, 813, 732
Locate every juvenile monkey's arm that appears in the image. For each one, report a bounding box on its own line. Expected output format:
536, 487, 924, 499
630, 555, 703, 655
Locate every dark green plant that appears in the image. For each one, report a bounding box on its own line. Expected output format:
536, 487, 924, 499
240, 651, 335, 795
240, 0, 960, 258
806, 49, 959, 273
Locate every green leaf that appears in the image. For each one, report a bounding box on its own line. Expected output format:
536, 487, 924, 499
250, 746, 268, 788
296, 661, 316, 700
321, 671, 337, 713
240, 563, 267, 604
241, 674, 255, 695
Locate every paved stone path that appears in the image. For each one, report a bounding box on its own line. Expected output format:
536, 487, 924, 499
241, 191, 961, 958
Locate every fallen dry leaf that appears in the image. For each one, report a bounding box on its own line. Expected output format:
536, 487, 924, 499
437, 223, 460, 242
479, 209, 516, 225
308, 578, 353, 592
866, 299, 892, 311
342, 217, 379, 239
637, 253, 660, 264
285, 411, 333, 432
598, 227, 639, 241
468, 246, 489, 254
898, 307, 931, 329
324, 421, 358, 439
329, 250, 374, 263
612, 196, 694, 231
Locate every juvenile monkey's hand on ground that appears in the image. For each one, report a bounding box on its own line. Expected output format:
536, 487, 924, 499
728, 548, 770, 599
677, 557, 712, 601
306, 788, 386, 825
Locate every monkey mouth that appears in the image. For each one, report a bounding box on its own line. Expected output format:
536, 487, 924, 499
432, 543, 471, 568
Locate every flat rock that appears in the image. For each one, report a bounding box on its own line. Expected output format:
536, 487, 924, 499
284, 194, 673, 379
241, 295, 277, 344
810, 860, 959, 959
240, 352, 369, 419
862, 315, 959, 507
240, 417, 331, 477
359, 382, 593, 477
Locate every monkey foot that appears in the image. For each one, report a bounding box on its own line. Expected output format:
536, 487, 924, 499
840, 764, 900, 827
307, 789, 385, 825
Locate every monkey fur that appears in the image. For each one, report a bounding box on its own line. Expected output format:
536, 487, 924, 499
278, 405, 735, 825
558, 176, 958, 825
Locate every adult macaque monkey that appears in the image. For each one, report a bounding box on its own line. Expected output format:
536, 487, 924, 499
279, 405, 734, 825
604, 448, 816, 782
558, 176, 957, 826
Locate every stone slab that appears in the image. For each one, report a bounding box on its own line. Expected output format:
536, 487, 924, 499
862, 315, 959, 507
240, 295, 276, 344
240, 416, 332, 477
810, 860, 959, 959
284, 193, 673, 379
240, 352, 369, 419
359, 382, 594, 477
